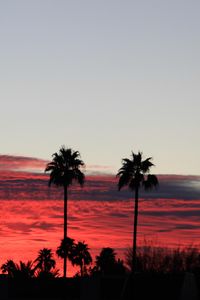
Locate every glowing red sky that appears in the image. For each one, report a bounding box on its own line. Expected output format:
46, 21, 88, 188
0, 154, 200, 276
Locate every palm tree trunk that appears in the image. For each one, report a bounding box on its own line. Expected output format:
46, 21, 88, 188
132, 186, 139, 273
80, 262, 83, 278
64, 185, 68, 278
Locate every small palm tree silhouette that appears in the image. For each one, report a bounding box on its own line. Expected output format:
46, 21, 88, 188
1, 260, 35, 278
34, 248, 56, 275
117, 151, 158, 272
95, 247, 116, 275
45, 146, 85, 277
70, 241, 92, 277
56, 237, 75, 276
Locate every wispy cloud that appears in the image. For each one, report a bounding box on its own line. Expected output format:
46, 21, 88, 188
0, 154, 48, 172
0, 154, 200, 201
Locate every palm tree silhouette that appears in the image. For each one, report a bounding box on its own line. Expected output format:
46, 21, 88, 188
117, 151, 158, 272
70, 241, 92, 277
56, 237, 75, 276
95, 247, 116, 275
34, 248, 56, 277
1, 260, 35, 279
45, 146, 85, 277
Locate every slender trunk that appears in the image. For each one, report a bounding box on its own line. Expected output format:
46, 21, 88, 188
63, 185, 68, 278
80, 262, 83, 278
132, 186, 139, 273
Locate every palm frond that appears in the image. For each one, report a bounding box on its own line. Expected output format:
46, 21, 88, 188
45, 146, 85, 188
117, 151, 158, 192
143, 174, 159, 190
141, 157, 154, 173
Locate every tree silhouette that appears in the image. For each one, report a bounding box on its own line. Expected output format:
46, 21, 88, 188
1, 260, 35, 279
70, 241, 92, 277
34, 248, 58, 278
95, 247, 117, 275
45, 146, 85, 277
117, 151, 158, 272
56, 237, 75, 276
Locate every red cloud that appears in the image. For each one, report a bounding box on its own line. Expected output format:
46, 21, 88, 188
1, 198, 200, 276
0, 154, 48, 172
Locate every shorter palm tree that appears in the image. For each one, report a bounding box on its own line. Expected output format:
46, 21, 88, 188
56, 237, 75, 275
95, 248, 116, 275
1, 260, 16, 277
1, 260, 35, 279
34, 248, 58, 278
94, 248, 126, 276
70, 241, 92, 277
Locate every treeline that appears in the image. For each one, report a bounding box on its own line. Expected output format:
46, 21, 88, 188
2, 242, 200, 278
126, 244, 200, 274
0, 244, 126, 279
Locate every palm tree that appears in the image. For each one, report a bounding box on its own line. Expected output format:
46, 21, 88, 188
56, 237, 75, 276
117, 151, 158, 273
34, 248, 56, 277
95, 247, 116, 275
70, 241, 92, 277
45, 146, 85, 277
1, 260, 35, 279
1, 260, 17, 277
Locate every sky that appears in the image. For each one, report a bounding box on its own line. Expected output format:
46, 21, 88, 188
0, 155, 200, 276
0, 0, 200, 175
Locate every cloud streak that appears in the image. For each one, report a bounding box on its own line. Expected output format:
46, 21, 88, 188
0, 154, 48, 172
0, 154, 199, 201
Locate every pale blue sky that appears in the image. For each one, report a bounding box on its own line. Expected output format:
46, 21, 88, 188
0, 0, 200, 175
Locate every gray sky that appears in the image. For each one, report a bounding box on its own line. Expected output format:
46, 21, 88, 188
0, 0, 200, 175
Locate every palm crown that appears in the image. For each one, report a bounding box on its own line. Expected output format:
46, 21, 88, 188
71, 241, 92, 268
117, 151, 158, 191
34, 248, 56, 273
45, 147, 85, 187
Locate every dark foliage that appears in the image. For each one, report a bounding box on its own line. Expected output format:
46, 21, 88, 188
125, 244, 200, 274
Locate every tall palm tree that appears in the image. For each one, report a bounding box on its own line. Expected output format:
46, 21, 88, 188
34, 248, 56, 274
45, 146, 85, 277
117, 151, 158, 273
70, 241, 92, 277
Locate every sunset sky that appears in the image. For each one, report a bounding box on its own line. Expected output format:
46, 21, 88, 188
0, 1, 200, 276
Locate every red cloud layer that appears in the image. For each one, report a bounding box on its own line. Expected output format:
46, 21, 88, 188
1, 199, 200, 276
0, 154, 48, 172
0, 154, 200, 276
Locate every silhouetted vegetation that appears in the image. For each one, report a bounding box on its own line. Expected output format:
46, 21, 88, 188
117, 151, 158, 273
2, 244, 200, 299
70, 241, 92, 277
1, 260, 35, 279
34, 248, 59, 278
125, 243, 200, 274
1, 248, 59, 279
45, 146, 85, 278
90, 247, 127, 276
